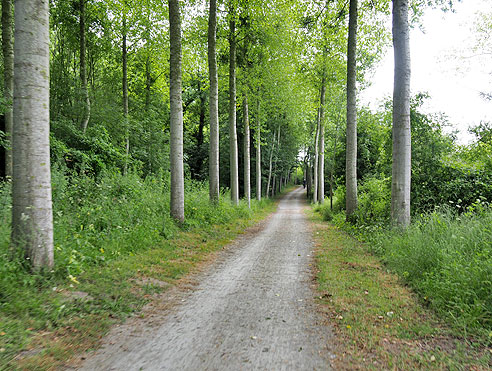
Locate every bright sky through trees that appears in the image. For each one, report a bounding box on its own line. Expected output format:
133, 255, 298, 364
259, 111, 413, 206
361, 0, 492, 144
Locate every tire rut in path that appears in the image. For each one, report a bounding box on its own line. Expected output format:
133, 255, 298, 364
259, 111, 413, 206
76, 187, 334, 370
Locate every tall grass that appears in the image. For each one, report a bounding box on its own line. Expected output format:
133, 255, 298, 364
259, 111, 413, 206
0, 171, 272, 364
369, 205, 492, 337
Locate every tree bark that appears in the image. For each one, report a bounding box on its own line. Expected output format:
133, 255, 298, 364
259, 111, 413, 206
243, 96, 251, 208
2, 0, 13, 178
391, 0, 411, 226
208, 0, 219, 202
313, 110, 320, 203
169, 0, 185, 222
122, 16, 130, 175
228, 4, 239, 205
80, 0, 90, 133
266, 130, 276, 199
12, 0, 54, 269
346, 0, 358, 218
256, 99, 261, 200
318, 76, 326, 204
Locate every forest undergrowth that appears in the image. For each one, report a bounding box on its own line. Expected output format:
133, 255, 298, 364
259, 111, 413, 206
0, 171, 276, 370
310, 209, 491, 369
314, 194, 492, 344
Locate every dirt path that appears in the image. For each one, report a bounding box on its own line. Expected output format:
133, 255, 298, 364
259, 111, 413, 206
76, 187, 334, 370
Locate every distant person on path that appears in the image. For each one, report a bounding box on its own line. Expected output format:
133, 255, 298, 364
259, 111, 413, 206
303, 178, 306, 188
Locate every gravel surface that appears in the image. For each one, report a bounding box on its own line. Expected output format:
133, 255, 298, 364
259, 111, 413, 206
76, 187, 334, 370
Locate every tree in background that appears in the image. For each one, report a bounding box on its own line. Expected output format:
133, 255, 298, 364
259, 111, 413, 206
208, 0, 219, 203
169, 0, 184, 222
346, 0, 358, 218
243, 96, 251, 208
391, 0, 411, 226
79, 0, 91, 133
11, 0, 54, 268
228, 1, 239, 205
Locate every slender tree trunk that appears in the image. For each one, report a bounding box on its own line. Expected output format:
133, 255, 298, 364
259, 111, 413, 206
256, 99, 261, 200
330, 114, 340, 211
145, 55, 151, 111
313, 110, 320, 204
391, 0, 411, 227
80, 0, 90, 133
228, 4, 239, 205
266, 130, 276, 199
208, 0, 219, 202
346, 0, 358, 218
12, 0, 53, 269
271, 128, 280, 197
243, 96, 251, 208
307, 151, 313, 198
122, 17, 130, 175
169, 0, 185, 222
2, 0, 13, 178
318, 77, 326, 204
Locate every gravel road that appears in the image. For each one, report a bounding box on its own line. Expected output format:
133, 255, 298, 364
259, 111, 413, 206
76, 187, 333, 370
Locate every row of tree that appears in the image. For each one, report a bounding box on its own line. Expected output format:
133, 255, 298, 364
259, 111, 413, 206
1, 0, 466, 270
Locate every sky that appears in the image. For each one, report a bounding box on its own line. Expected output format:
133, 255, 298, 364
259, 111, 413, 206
360, 0, 492, 144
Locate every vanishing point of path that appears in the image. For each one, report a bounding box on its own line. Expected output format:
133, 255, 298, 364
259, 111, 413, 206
77, 187, 334, 370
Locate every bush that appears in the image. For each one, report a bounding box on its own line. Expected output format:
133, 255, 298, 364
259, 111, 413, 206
314, 201, 333, 221
353, 176, 391, 226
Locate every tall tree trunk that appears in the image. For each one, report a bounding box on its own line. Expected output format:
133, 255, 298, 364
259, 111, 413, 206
313, 110, 320, 204
266, 130, 276, 199
145, 55, 151, 111
2, 0, 13, 178
307, 150, 313, 198
169, 0, 185, 222
346, 0, 358, 218
330, 112, 341, 211
80, 0, 90, 133
12, 0, 54, 269
228, 4, 239, 205
318, 76, 326, 204
256, 99, 261, 200
243, 96, 251, 208
391, 0, 411, 226
122, 16, 129, 175
208, 0, 219, 202
271, 128, 281, 197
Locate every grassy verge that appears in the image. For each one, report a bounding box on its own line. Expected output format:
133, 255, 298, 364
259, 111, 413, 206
309, 209, 492, 370
0, 173, 278, 370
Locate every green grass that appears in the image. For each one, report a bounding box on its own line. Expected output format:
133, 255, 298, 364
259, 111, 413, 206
309, 209, 491, 369
369, 206, 492, 338
0, 172, 277, 370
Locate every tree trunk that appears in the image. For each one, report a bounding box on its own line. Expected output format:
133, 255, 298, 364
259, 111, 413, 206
2, 0, 13, 178
145, 55, 151, 111
318, 76, 326, 204
80, 0, 90, 133
208, 0, 219, 202
256, 99, 261, 201
313, 110, 320, 204
228, 4, 239, 205
306, 151, 313, 198
169, 0, 185, 222
330, 113, 340, 211
346, 0, 358, 218
122, 16, 130, 175
391, 0, 411, 227
12, 0, 54, 269
243, 96, 251, 208
266, 130, 276, 199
